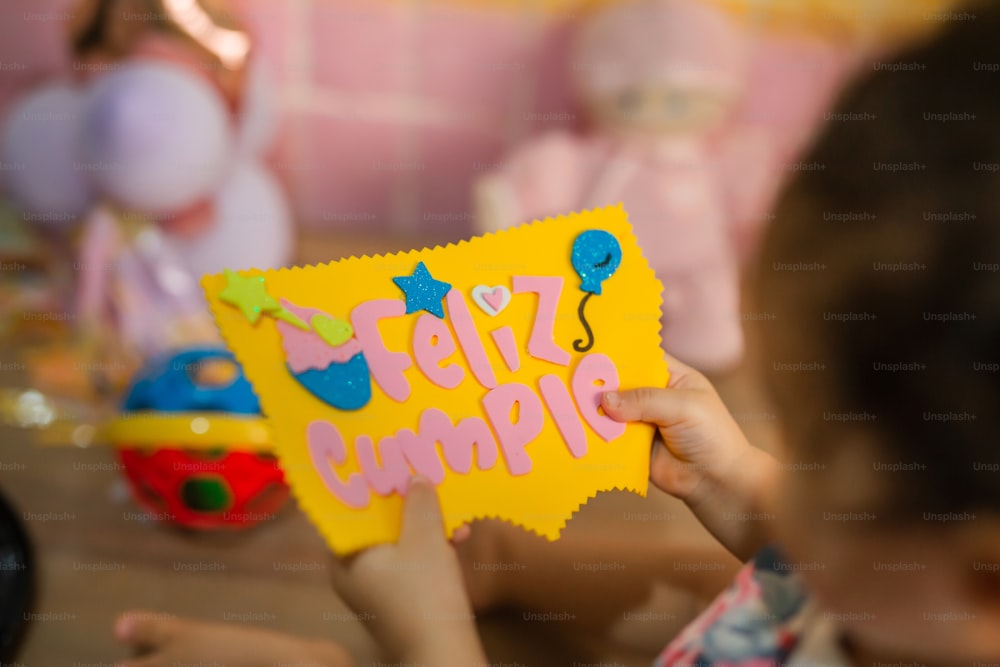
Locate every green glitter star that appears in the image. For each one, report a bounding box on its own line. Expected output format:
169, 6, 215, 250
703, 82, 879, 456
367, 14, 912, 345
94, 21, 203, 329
218, 269, 281, 324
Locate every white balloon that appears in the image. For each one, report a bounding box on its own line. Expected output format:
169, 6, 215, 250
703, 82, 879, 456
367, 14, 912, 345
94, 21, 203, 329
1, 82, 95, 224
79, 60, 235, 214
166, 158, 292, 277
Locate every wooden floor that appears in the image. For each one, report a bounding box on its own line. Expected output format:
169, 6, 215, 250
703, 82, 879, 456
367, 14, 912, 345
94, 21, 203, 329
0, 232, 783, 666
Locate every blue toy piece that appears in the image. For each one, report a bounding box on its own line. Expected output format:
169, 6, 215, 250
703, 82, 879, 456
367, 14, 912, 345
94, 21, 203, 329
123, 347, 259, 414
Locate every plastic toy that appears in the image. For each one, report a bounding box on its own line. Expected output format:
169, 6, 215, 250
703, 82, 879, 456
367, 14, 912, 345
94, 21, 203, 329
107, 347, 288, 530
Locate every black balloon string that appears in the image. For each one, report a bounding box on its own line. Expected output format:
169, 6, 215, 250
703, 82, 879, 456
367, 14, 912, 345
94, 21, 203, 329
573, 292, 595, 353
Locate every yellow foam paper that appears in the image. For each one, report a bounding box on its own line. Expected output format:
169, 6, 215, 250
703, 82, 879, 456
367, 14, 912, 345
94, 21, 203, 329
202, 206, 668, 555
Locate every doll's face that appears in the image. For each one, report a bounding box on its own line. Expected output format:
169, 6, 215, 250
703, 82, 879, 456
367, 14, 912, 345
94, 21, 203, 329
589, 82, 733, 137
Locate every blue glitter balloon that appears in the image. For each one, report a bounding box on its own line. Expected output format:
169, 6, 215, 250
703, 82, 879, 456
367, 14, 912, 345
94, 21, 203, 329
571, 230, 622, 295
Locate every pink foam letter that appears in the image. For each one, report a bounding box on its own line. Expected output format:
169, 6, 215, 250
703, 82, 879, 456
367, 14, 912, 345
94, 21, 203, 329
356, 434, 411, 496
396, 426, 447, 484
417, 408, 499, 475
412, 314, 465, 389
481, 383, 544, 476
446, 289, 497, 389
513, 276, 570, 366
539, 374, 588, 458
490, 326, 521, 373
351, 299, 412, 402
571, 353, 627, 442
306, 420, 370, 508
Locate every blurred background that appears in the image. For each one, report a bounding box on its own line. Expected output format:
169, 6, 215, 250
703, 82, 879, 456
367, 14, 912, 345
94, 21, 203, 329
0, 0, 971, 664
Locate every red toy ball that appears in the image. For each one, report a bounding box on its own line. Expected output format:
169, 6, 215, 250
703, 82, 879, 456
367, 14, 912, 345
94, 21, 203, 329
118, 448, 288, 529
110, 348, 289, 530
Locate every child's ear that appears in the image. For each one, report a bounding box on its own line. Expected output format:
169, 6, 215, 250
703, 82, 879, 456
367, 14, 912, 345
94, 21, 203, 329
957, 516, 1000, 655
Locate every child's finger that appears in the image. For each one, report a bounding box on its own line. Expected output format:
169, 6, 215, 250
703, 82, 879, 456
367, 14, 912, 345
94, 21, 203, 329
114, 610, 175, 650
650, 436, 682, 483
451, 524, 472, 544
602, 387, 697, 427
400, 476, 447, 545
663, 353, 711, 390
116, 657, 163, 667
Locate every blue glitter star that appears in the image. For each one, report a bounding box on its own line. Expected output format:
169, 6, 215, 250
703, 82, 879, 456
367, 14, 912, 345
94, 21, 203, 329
392, 261, 452, 319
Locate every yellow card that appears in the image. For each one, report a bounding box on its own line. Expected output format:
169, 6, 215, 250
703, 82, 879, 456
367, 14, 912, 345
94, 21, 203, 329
202, 205, 668, 554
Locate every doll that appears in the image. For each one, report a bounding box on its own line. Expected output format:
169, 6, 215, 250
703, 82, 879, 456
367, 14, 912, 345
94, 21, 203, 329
475, 0, 750, 371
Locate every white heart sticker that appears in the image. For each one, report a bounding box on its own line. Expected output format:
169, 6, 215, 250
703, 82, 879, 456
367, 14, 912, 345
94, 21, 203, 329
471, 285, 512, 317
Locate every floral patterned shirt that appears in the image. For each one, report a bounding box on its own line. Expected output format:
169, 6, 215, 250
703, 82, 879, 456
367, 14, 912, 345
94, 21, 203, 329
656, 545, 850, 667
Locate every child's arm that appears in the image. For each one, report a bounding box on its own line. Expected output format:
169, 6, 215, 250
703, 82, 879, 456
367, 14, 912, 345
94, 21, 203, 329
330, 478, 486, 666
113, 610, 355, 667
602, 356, 780, 562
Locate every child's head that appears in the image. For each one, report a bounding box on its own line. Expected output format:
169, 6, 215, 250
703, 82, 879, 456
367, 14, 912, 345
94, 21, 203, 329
757, 6, 1000, 661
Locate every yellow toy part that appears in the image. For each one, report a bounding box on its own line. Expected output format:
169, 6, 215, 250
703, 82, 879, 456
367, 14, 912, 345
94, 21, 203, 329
103, 413, 273, 451
203, 206, 669, 555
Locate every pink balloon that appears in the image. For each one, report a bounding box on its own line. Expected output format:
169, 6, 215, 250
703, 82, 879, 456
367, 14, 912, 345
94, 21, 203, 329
79, 60, 234, 214
165, 158, 291, 277
1, 82, 95, 225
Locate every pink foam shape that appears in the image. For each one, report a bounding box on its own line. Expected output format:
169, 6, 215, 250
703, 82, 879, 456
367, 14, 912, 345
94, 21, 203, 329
351, 299, 412, 402
395, 427, 447, 485
356, 433, 411, 497
471, 284, 511, 316
279, 299, 362, 373
481, 382, 544, 476
450, 417, 499, 473
513, 276, 570, 367
572, 354, 626, 443
306, 420, 370, 509
490, 326, 521, 373
446, 289, 498, 389
539, 374, 588, 458
412, 313, 465, 389
416, 408, 499, 475
483, 287, 506, 311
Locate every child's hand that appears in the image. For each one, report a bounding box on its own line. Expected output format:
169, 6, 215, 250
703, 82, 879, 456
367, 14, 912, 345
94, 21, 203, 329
113, 610, 354, 667
329, 478, 485, 665
601, 355, 751, 503
602, 355, 778, 560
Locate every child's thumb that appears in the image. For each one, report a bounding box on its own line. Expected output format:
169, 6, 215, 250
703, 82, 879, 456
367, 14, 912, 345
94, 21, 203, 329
400, 476, 447, 545
602, 387, 686, 427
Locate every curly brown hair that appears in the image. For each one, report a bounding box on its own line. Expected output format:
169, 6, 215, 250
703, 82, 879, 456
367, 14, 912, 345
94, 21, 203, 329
756, 5, 1000, 523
